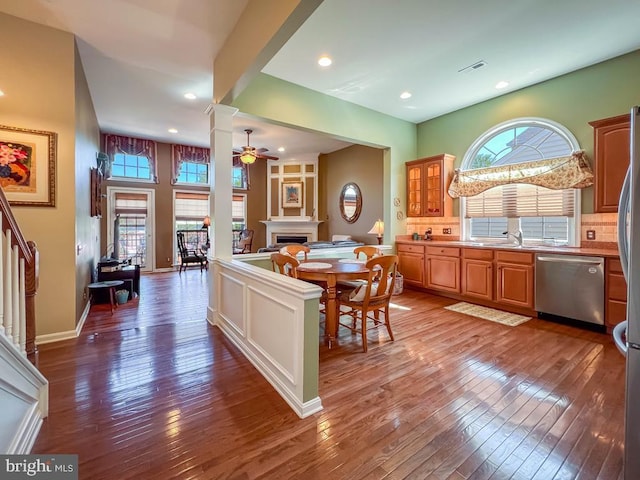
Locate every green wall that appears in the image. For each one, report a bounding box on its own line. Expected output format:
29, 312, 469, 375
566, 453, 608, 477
232, 73, 416, 243
417, 49, 640, 215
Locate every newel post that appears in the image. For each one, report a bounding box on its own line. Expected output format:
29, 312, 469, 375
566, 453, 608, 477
25, 240, 39, 361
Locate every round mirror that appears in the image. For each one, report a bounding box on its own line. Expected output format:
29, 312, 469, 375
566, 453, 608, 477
339, 182, 362, 223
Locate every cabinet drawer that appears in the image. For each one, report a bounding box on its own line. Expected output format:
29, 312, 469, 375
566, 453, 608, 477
462, 248, 494, 261
397, 243, 425, 254
426, 246, 460, 257
495, 250, 533, 264
608, 258, 623, 274
607, 299, 627, 329
608, 272, 628, 301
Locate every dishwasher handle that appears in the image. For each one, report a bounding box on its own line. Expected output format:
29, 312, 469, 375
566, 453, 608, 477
536, 256, 603, 266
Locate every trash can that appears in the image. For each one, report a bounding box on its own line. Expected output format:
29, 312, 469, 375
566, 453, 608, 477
115, 289, 129, 305
393, 272, 403, 295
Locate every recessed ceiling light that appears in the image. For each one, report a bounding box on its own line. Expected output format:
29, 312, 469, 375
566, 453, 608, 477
277, 147, 285, 153
318, 55, 332, 67
184, 92, 197, 100
168, 128, 178, 133
400, 91, 412, 100
495, 81, 510, 90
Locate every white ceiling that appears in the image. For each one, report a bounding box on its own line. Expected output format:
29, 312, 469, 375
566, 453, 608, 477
2, 0, 640, 158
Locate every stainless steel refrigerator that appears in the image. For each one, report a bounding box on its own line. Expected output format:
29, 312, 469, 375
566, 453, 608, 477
614, 105, 640, 479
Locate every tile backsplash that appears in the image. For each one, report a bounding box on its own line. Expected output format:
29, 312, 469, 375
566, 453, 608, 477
406, 213, 619, 247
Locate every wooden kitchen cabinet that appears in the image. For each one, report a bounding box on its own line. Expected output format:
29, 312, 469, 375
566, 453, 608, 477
425, 245, 460, 293
406, 154, 455, 217
495, 250, 534, 309
606, 257, 627, 332
462, 248, 494, 301
589, 114, 630, 213
397, 243, 425, 287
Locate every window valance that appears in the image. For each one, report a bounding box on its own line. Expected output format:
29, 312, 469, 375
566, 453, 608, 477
105, 134, 158, 182
171, 145, 210, 184
448, 151, 593, 198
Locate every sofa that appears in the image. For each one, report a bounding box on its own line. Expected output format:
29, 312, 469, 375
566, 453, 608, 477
257, 240, 364, 253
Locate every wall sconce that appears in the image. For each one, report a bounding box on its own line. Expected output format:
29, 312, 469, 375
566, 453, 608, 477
368, 219, 384, 245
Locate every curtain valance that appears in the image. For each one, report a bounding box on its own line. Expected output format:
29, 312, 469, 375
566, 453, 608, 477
104, 134, 158, 182
448, 151, 594, 198
171, 145, 210, 184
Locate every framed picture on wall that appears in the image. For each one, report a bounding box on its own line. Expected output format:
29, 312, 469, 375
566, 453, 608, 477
0, 124, 57, 207
282, 181, 303, 208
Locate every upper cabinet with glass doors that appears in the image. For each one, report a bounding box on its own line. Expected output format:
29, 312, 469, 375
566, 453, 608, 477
406, 154, 455, 217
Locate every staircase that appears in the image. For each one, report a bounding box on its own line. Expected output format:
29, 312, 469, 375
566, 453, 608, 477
0, 187, 48, 454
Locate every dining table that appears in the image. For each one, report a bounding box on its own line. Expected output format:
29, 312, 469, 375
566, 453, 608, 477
296, 257, 369, 348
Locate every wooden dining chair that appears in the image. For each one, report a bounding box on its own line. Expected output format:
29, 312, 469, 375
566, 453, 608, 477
338, 254, 398, 352
354, 245, 382, 260
280, 244, 310, 261
337, 245, 382, 291
270, 252, 299, 278
280, 244, 328, 311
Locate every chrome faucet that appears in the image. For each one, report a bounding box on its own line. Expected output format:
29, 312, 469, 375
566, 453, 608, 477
503, 230, 523, 246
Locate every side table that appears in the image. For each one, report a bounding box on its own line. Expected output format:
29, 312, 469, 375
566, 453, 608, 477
88, 280, 124, 314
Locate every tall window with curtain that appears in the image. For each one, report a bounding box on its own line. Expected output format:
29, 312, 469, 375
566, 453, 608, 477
105, 134, 158, 182
171, 144, 210, 185
449, 118, 594, 246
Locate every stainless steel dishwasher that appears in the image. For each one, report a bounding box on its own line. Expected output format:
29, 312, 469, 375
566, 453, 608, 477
535, 254, 605, 325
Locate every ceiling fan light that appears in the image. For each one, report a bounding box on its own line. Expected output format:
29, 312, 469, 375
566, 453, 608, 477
240, 151, 256, 164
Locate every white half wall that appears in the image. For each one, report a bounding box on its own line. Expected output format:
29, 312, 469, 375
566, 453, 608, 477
209, 259, 323, 418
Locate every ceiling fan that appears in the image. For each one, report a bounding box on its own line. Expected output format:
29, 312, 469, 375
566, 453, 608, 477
233, 129, 279, 164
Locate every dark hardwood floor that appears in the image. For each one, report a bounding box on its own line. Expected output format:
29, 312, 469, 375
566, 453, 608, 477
32, 270, 626, 479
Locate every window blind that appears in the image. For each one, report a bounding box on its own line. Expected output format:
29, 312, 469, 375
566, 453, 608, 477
232, 195, 245, 223
114, 192, 147, 215
465, 184, 574, 218
175, 192, 209, 220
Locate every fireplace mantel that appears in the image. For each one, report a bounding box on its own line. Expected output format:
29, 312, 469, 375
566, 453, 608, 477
261, 219, 323, 245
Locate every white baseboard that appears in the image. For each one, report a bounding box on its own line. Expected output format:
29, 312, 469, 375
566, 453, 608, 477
35, 330, 78, 345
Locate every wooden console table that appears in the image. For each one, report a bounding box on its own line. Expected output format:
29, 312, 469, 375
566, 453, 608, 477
98, 265, 140, 300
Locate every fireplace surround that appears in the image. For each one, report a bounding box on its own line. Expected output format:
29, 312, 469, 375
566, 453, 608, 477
261, 219, 322, 246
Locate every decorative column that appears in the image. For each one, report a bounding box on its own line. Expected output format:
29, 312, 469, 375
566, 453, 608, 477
207, 103, 237, 321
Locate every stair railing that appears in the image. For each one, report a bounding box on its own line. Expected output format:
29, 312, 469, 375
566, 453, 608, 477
0, 187, 39, 361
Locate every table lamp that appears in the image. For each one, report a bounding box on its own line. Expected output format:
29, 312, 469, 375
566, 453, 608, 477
368, 219, 384, 245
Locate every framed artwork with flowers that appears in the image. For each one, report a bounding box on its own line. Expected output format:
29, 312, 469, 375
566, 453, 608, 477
0, 125, 57, 207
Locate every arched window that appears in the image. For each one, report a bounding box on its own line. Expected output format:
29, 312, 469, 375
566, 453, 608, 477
459, 118, 584, 246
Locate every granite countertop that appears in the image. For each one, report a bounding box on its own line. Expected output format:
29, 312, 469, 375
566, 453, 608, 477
395, 237, 620, 258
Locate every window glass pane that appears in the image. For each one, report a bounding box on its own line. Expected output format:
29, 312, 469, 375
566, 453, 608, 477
470, 218, 508, 238
112, 153, 151, 180
118, 215, 146, 266
521, 216, 568, 243
232, 166, 248, 189
466, 123, 573, 169
177, 161, 208, 184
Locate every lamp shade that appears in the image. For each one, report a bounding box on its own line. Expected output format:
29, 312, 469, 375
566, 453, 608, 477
202, 215, 211, 228
240, 151, 256, 164
367, 219, 384, 236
